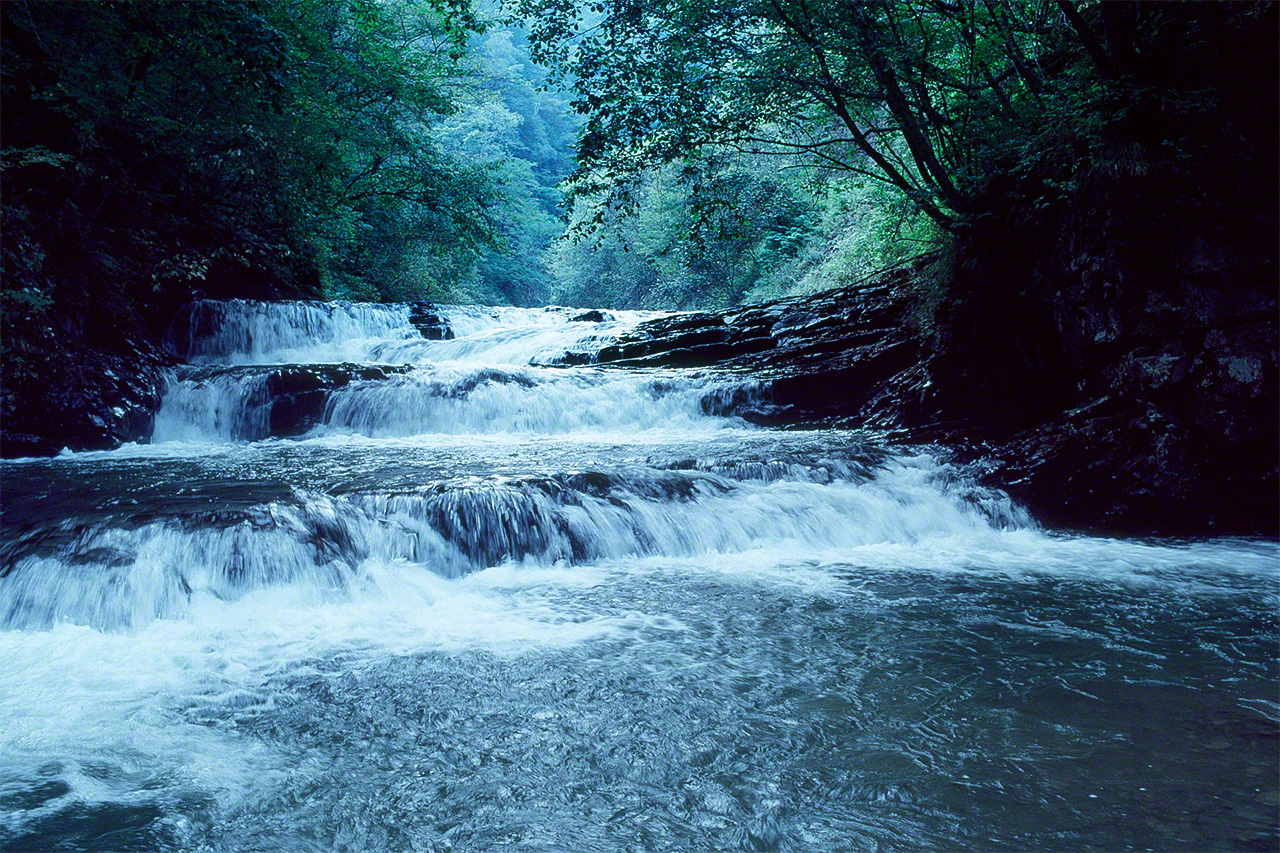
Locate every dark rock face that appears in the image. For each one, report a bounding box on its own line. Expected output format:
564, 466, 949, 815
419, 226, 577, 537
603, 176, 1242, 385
571, 253, 1277, 537
0, 336, 174, 458
988, 305, 1278, 535
927, 166, 1279, 534
568, 267, 929, 428
407, 303, 454, 340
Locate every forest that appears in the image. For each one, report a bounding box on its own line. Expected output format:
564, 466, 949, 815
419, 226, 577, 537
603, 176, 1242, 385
5, 2, 1275, 509
1, 4, 1278, 850
3, 1, 1274, 320
5, 2, 1275, 495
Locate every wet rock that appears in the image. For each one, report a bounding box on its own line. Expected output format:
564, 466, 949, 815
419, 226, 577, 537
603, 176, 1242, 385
568, 253, 1276, 536
572, 270, 924, 424
570, 310, 611, 323
0, 337, 174, 457
406, 303, 454, 340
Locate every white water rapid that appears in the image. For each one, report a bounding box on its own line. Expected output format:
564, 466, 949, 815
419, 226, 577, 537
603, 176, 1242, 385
1, 299, 1276, 851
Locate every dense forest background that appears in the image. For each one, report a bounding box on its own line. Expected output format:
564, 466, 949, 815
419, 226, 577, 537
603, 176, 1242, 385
2, 1, 1276, 457
5, 1, 1274, 314
1, 0, 947, 329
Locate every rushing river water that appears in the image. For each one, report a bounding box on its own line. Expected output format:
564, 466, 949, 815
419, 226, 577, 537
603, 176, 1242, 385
1, 301, 1276, 852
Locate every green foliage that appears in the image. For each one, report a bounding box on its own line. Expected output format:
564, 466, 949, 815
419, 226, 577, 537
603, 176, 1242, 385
550, 160, 818, 309
510, 0, 1072, 307
516, 0, 1066, 231
432, 26, 581, 305
1, 0, 498, 325
4, 0, 1270, 339
511, 0, 1275, 311
749, 175, 942, 303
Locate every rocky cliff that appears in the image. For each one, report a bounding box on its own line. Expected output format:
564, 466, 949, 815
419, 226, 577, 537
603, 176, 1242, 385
564, 253, 1277, 537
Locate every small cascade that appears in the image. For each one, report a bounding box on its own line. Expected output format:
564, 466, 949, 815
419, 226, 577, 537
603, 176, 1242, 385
165, 299, 665, 366
319, 367, 764, 437
0, 454, 1037, 631
152, 365, 770, 441
168, 299, 419, 364
3, 295, 1278, 853
153, 300, 766, 441
151, 369, 276, 442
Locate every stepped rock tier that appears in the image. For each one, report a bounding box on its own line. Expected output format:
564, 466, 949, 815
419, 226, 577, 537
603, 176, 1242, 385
9, 263, 1272, 535
0, 292, 1275, 851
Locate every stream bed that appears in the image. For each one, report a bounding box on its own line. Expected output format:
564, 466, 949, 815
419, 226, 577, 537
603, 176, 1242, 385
1, 301, 1276, 851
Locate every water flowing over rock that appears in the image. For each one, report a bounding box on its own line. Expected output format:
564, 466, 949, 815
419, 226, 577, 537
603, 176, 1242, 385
1, 292, 1275, 852
2, 296, 1040, 630
4, 266, 1275, 535
556, 263, 1277, 536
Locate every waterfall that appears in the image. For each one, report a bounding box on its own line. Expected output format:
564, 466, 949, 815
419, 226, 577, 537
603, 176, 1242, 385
153, 302, 767, 440
2, 297, 1275, 853
168, 299, 418, 364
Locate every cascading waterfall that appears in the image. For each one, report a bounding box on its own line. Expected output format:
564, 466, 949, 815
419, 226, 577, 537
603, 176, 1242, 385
166, 298, 664, 366
2, 298, 1276, 852
151, 368, 276, 442
317, 367, 763, 437
169, 299, 419, 364
153, 301, 726, 441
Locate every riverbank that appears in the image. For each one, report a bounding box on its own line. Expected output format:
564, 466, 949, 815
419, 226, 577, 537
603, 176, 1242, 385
573, 256, 1278, 537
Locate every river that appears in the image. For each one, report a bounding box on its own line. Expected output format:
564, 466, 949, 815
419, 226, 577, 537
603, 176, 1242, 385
1, 301, 1276, 851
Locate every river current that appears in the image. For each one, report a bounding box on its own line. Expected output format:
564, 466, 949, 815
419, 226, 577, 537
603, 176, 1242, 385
1, 301, 1276, 851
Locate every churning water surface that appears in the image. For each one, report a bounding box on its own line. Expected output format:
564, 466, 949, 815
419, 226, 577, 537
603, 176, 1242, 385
1, 301, 1276, 851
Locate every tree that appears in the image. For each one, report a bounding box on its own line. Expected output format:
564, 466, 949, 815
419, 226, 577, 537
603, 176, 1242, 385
1, 0, 506, 443
434, 25, 582, 305
1, 0, 498, 312
512, 0, 1274, 244
513, 0, 1036, 231
549, 159, 816, 309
